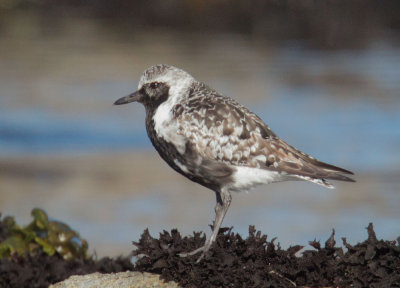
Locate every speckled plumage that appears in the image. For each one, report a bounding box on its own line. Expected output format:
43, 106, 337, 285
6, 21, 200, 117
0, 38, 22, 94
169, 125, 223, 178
114, 64, 354, 261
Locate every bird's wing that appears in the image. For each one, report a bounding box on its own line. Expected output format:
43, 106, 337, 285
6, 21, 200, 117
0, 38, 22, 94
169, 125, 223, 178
174, 86, 354, 184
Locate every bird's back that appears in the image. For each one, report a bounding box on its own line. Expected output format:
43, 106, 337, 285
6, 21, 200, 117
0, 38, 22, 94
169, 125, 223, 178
170, 81, 354, 190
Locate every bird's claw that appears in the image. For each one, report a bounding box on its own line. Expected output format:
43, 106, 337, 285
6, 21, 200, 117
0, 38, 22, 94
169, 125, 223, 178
178, 243, 212, 263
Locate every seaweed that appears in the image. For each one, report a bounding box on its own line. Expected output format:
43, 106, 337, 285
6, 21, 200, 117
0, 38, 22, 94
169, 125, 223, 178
1, 210, 399, 288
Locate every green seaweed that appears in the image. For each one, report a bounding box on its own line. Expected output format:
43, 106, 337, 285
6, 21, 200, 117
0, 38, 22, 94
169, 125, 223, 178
0, 208, 88, 260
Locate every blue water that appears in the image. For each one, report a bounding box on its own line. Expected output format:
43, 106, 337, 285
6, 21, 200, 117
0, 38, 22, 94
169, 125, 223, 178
1, 41, 400, 174
1, 86, 399, 173
258, 90, 400, 172
0, 107, 149, 155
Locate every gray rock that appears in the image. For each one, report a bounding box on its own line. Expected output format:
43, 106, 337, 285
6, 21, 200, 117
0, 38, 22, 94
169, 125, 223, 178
50, 271, 181, 288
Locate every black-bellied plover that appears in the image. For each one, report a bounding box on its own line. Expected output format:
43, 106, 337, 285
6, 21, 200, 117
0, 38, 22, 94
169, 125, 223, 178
114, 64, 354, 261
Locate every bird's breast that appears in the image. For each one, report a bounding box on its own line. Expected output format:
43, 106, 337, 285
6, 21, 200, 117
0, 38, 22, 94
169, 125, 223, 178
149, 100, 187, 154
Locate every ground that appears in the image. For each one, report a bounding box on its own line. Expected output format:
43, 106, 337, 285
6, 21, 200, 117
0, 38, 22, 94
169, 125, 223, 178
0, 212, 399, 288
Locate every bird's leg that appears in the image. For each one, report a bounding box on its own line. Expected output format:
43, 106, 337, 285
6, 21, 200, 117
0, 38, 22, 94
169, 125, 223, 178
208, 188, 232, 247
179, 188, 232, 261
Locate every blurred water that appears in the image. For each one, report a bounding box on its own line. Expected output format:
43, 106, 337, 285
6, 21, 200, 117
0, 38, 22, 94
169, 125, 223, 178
1, 38, 399, 172
0, 20, 399, 256
3, 92, 399, 172
0, 108, 148, 154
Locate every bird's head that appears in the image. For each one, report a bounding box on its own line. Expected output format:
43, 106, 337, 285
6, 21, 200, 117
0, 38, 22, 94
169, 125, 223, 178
114, 64, 194, 108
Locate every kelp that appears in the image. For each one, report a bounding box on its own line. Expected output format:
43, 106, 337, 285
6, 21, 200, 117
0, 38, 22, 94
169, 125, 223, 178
0, 208, 88, 260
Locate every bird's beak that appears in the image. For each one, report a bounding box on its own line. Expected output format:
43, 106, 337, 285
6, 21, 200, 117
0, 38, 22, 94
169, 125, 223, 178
114, 90, 143, 105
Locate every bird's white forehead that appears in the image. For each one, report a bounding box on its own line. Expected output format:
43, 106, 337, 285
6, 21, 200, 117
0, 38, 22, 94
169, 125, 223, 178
138, 64, 195, 89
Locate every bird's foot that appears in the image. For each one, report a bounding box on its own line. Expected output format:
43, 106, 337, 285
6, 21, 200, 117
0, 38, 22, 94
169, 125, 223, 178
178, 242, 212, 263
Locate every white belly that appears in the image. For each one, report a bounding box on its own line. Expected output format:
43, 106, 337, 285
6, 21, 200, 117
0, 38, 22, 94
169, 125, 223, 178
227, 166, 286, 192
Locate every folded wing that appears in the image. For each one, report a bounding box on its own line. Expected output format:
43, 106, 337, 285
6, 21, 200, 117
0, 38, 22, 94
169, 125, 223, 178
174, 85, 354, 187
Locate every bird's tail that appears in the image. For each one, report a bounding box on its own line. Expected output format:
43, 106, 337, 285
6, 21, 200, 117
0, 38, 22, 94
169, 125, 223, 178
294, 160, 355, 189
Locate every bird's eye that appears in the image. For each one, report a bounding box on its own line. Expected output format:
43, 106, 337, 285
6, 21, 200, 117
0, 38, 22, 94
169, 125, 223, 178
150, 82, 159, 89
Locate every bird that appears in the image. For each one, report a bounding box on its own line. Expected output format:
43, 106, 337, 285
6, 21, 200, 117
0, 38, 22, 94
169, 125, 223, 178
114, 64, 354, 260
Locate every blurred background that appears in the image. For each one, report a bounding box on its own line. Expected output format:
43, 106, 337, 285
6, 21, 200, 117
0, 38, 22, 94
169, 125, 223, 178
0, 0, 399, 257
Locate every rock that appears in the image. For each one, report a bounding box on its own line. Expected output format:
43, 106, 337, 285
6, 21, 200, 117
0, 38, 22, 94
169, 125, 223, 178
50, 271, 181, 288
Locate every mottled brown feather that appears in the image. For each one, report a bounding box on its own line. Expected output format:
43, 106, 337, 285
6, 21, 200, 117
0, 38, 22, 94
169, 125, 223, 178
173, 81, 354, 184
